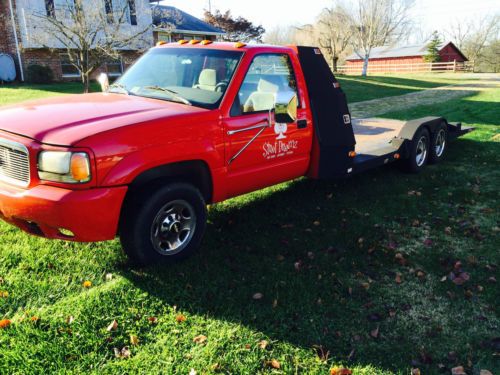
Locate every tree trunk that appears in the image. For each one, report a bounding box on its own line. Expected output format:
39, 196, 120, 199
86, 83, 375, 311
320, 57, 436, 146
361, 55, 369, 76
82, 73, 90, 93
332, 56, 339, 72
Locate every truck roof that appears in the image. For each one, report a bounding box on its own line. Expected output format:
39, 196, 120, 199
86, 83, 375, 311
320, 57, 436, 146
155, 41, 296, 54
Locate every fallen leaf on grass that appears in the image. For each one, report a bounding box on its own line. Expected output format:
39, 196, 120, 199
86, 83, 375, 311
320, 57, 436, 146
148, 317, 158, 325
395, 273, 403, 284
0, 291, 8, 298
113, 347, 131, 359
0, 319, 11, 329
66, 316, 75, 324
130, 335, 139, 346
252, 293, 264, 300
193, 335, 207, 344
488, 276, 496, 283
175, 314, 186, 323
411, 368, 421, 375
480, 370, 493, 375
265, 359, 280, 369
105, 273, 113, 281
189, 369, 197, 375
30, 316, 39, 323
330, 367, 352, 375
258, 340, 269, 350
450, 272, 470, 285
370, 326, 379, 339
82, 280, 92, 288
451, 366, 466, 375
106, 320, 118, 332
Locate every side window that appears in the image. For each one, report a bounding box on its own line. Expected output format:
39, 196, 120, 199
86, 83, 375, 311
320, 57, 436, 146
234, 54, 298, 115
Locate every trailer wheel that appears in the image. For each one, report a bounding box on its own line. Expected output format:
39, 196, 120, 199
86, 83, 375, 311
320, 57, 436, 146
428, 122, 448, 164
402, 127, 430, 173
120, 183, 207, 265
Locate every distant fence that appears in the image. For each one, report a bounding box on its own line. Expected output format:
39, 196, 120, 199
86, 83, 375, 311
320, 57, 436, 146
336, 61, 474, 75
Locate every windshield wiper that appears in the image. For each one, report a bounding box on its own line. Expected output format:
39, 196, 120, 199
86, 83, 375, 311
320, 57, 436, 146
108, 83, 132, 96
142, 86, 192, 106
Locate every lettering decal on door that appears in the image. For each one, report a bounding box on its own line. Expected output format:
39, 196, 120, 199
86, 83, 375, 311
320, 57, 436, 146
262, 123, 298, 160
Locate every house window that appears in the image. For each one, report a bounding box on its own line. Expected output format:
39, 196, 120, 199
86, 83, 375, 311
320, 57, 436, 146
157, 32, 171, 43
60, 54, 80, 78
106, 58, 123, 77
45, 0, 55, 17
104, 0, 114, 23
128, 0, 137, 25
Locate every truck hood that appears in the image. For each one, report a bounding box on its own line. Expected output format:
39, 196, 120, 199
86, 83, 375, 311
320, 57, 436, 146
0, 93, 209, 146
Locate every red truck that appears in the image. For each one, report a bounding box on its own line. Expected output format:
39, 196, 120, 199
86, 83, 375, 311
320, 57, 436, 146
0, 42, 472, 264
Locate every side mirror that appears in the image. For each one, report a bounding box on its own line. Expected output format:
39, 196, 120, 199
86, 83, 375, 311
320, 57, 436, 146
98, 73, 110, 92
274, 92, 298, 123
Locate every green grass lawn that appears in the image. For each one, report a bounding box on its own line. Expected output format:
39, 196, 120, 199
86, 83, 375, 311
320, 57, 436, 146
0, 77, 498, 374
337, 73, 478, 103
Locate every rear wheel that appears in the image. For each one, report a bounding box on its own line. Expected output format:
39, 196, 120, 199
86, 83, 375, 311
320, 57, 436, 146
428, 123, 448, 164
120, 183, 207, 265
401, 127, 430, 173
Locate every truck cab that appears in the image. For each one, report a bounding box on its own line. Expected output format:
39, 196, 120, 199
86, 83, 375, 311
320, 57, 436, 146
0, 41, 472, 265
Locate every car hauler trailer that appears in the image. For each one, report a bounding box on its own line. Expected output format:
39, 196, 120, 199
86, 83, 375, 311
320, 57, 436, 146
0, 42, 474, 264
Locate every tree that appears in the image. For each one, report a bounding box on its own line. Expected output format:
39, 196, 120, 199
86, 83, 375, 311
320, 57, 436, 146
29, 0, 151, 92
344, 0, 414, 76
264, 25, 297, 46
423, 31, 442, 62
449, 14, 499, 71
204, 10, 265, 43
316, 4, 352, 71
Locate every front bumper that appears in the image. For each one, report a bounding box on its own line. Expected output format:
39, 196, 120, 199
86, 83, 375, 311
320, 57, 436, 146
0, 182, 128, 242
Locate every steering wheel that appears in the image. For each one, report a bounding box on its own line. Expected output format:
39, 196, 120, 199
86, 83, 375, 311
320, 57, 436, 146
215, 81, 228, 92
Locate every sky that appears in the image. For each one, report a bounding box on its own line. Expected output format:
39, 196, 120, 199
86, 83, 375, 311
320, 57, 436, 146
157, 0, 499, 41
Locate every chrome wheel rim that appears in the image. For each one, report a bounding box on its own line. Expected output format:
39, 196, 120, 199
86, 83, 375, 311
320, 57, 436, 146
435, 129, 446, 157
415, 136, 428, 167
150, 200, 196, 255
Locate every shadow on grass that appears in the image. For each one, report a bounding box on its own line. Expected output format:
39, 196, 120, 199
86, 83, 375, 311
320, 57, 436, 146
123, 137, 498, 373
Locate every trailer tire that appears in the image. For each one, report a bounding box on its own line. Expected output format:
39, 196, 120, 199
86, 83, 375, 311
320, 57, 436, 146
402, 127, 430, 173
428, 122, 448, 164
120, 183, 207, 266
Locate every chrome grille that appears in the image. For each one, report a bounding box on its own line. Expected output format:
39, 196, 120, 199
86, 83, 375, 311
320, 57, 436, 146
0, 139, 30, 187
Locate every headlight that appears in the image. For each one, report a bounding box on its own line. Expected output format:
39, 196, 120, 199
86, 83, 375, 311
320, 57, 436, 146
38, 151, 91, 183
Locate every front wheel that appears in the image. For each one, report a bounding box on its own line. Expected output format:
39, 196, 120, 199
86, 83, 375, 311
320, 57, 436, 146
120, 183, 207, 265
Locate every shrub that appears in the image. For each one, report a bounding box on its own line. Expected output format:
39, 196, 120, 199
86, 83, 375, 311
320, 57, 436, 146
26, 64, 54, 84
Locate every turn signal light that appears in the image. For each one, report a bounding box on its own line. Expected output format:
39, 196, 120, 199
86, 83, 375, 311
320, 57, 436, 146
394, 153, 400, 160
189, 39, 201, 45
156, 41, 167, 46
234, 42, 246, 48
178, 40, 188, 45
70, 153, 90, 182
348, 151, 357, 158
201, 40, 213, 45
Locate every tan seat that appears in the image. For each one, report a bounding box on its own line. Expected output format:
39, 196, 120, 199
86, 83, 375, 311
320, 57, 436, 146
194, 69, 217, 91
243, 78, 279, 112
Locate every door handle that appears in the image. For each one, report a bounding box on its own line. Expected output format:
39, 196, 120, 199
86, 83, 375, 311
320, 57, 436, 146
297, 119, 307, 129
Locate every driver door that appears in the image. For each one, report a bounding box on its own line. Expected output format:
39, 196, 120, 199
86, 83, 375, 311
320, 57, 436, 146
223, 53, 311, 197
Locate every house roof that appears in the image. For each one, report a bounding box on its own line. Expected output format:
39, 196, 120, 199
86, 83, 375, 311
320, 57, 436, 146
150, 4, 224, 35
346, 41, 466, 61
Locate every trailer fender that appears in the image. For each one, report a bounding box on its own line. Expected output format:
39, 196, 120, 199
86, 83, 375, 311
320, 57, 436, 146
397, 116, 445, 141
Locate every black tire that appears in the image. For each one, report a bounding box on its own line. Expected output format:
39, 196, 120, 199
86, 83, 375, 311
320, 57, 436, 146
401, 127, 430, 173
120, 183, 207, 265
428, 122, 448, 164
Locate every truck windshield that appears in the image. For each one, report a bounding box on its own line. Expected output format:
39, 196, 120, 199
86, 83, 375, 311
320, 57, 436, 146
112, 48, 243, 109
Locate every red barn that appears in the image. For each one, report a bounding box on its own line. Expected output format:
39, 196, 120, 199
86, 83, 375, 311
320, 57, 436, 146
345, 42, 468, 73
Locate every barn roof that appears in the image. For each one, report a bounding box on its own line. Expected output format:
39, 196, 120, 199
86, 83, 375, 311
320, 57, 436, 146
150, 4, 224, 35
346, 41, 466, 61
